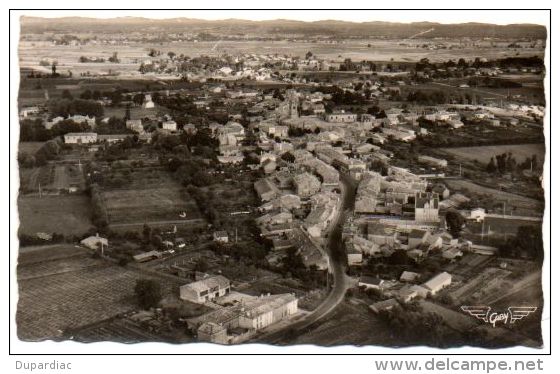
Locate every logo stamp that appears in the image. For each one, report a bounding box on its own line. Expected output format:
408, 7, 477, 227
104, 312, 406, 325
461, 306, 537, 327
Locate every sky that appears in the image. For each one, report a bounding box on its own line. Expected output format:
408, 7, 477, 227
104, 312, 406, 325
18, 9, 549, 26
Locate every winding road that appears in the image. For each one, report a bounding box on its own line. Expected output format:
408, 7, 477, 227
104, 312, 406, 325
254, 174, 358, 343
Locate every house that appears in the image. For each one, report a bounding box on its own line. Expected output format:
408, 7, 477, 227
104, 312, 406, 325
238, 294, 298, 330
346, 244, 363, 265
397, 286, 418, 303
408, 229, 429, 249
400, 271, 420, 282
126, 119, 144, 133
213, 231, 229, 243
293, 172, 321, 198
262, 159, 277, 174
64, 132, 98, 144
80, 235, 108, 250
254, 178, 279, 202
422, 272, 452, 295
418, 155, 448, 168
324, 110, 357, 123
180, 275, 231, 303
197, 322, 228, 344
367, 223, 397, 246
162, 120, 178, 131
143, 94, 155, 109
358, 276, 385, 290
469, 208, 486, 222
431, 184, 450, 200
442, 247, 463, 260
133, 250, 163, 263
369, 298, 399, 314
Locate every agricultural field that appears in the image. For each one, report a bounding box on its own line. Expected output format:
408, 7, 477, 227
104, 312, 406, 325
17, 194, 94, 237
442, 143, 545, 165
18, 39, 545, 78
18, 142, 45, 155
16, 245, 183, 341
275, 301, 395, 346
445, 179, 544, 216
100, 165, 202, 230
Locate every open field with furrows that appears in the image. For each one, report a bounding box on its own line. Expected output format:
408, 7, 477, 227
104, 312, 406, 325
101, 166, 202, 229
18, 194, 94, 237
16, 245, 183, 341
442, 143, 545, 165
18, 39, 545, 77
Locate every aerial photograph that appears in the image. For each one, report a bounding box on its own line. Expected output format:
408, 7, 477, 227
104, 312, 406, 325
15, 12, 546, 348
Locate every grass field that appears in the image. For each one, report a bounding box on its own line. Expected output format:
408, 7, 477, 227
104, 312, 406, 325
18, 142, 45, 154
16, 245, 183, 341
442, 143, 546, 165
101, 166, 201, 229
18, 194, 94, 236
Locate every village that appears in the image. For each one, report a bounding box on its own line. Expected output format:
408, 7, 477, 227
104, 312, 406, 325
16, 20, 546, 347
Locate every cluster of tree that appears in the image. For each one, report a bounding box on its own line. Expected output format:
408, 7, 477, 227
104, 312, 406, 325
406, 90, 448, 105
20, 119, 50, 142
95, 136, 140, 162
89, 183, 109, 229
186, 185, 221, 226
79, 89, 103, 100
211, 242, 268, 267
48, 98, 104, 118
95, 117, 135, 135
329, 87, 368, 106
287, 126, 312, 137
486, 153, 539, 174
377, 303, 462, 347
499, 225, 543, 261
18, 232, 65, 246
134, 278, 162, 309
445, 209, 466, 238
467, 77, 522, 89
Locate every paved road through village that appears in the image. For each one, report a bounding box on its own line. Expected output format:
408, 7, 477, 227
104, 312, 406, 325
255, 173, 358, 344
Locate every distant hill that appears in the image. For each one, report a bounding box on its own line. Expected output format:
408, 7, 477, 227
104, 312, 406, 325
20, 16, 547, 39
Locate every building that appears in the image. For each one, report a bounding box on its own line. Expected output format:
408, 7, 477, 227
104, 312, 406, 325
254, 178, 280, 202
143, 94, 155, 109
418, 155, 448, 168
133, 250, 164, 263
415, 192, 439, 222
64, 132, 98, 144
408, 229, 429, 249
422, 272, 452, 295
213, 231, 229, 243
80, 235, 108, 250
293, 172, 321, 198
324, 111, 357, 123
126, 119, 144, 133
346, 244, 363, 265
180, 275, 231, 304
162, 120, 178, 131
358, 276, 385, 290
188, 293, 298, 344
369, 298, 399, 314
400, 271, 420, 283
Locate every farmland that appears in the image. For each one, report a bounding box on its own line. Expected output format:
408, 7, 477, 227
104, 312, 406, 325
99, 165, 202, 230
16, 244, 183, 341
17, 194, 94, 236
442, 143, 546, 165
18, 39, 545, 78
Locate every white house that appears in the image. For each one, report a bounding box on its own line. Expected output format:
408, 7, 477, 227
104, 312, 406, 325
422, 272, 452, 295
64, 132, 98, 144
180, 275, 231, 304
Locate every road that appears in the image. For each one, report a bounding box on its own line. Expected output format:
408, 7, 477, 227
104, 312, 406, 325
254, 174, 357, 343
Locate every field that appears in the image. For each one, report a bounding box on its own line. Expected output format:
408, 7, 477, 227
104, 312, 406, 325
273, 301, 395, 346
101, 166, 202, 230
19, 39, 545, 77
18, 194, 94, 236
442, 143, 546, 165
18, 142, 45, 154
16, 244, 183, 341
444, 179, 544, 216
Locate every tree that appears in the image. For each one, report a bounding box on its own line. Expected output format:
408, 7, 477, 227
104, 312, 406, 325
486, 156, 497, 173
305, 51, 313, 60
61, 89, 73, 100
168, 51, 176, 60
134, 279, 162, 309
51, 61, 57, 76
445, 210, 465, 238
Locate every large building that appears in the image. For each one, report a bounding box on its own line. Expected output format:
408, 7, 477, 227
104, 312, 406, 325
188, 293, 298, 344
414, 192, 440, 222
324, 111, 357, 123
180, 275, 231, 304
293, 172, 321, 197
64, 132, 98, 144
